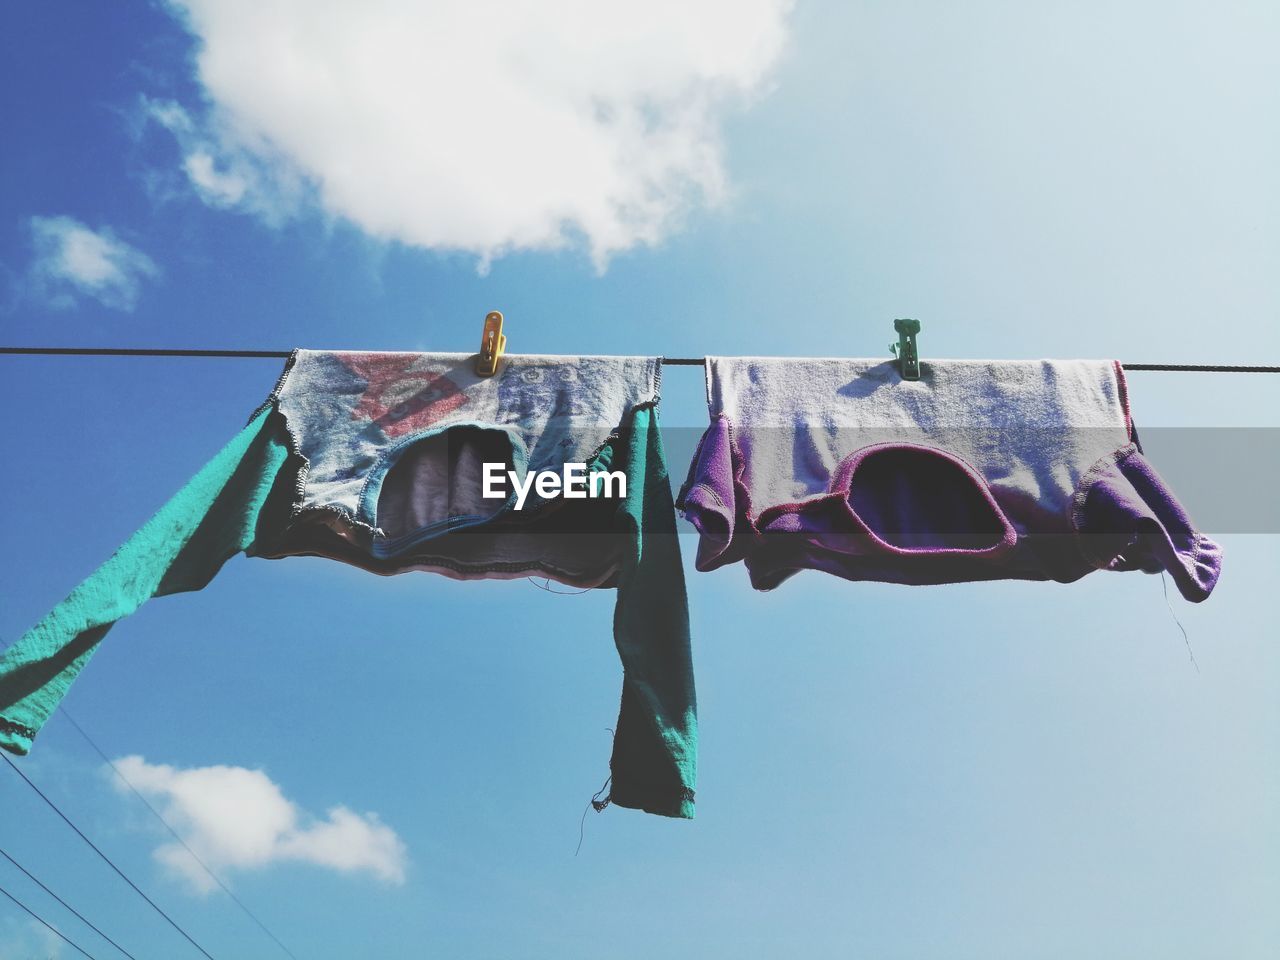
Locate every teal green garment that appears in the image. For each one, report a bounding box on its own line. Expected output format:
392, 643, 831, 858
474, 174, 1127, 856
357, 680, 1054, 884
599, 404, 697, 818
0, 406, 291, 755
0, 401, 697, 819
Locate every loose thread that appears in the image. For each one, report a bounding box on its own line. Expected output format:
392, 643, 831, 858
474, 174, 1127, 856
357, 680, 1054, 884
527, 576, 594, 596
1161, 571, 1199, 673
575, 775, 613, 857
590, 777, 613, 813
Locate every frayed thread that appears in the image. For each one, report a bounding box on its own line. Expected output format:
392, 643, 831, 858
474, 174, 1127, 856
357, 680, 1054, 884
591, 777, 613, 813
1161, 570, 1199, 673
575, 775, 612, 857
527, 577, 595, 596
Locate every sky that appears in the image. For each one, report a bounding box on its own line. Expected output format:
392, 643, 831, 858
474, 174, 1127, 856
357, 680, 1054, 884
0, 1, 1277, 958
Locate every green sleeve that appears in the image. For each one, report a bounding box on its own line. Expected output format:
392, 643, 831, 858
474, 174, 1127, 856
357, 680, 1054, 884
605, 404, 698, 818
0, 406, 294, 755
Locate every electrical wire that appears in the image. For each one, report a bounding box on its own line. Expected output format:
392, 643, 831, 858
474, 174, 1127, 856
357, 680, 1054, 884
1, 751, 219, 960
0, 346, 292, 358
58, 709, 302, 960
1, 346, 1278, 372
0, 845, 139, 960
1119, 362, 1280, 373
0, 877, 100, 960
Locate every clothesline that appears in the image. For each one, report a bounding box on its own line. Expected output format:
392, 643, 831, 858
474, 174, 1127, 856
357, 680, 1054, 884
0, 345, 1278, 373
0, 348, 1232, 838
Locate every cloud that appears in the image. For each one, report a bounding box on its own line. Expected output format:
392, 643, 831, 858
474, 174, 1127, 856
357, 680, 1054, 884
28, 215, 159, 310
112, 755, 408, 893
0, 918, 64, 960
183, 150, 249, 205
140, 97, 296, 221
153, 0, 793, 269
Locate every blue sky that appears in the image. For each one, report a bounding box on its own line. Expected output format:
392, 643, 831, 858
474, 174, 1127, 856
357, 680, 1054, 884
1, 2, 1277, 958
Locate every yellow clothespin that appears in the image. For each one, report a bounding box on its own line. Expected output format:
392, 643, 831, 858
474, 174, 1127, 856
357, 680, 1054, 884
476, 310, 506, 376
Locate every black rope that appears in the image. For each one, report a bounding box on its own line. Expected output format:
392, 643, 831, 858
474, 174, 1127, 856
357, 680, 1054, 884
1, 346, 1277, 372
2, 751, 219, 960
1119, 363, 1280, 373
0, 346, 292, 358
663, 358, 1280, 372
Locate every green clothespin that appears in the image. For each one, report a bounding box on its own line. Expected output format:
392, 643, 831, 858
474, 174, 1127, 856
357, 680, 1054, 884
890, 318, 921, 380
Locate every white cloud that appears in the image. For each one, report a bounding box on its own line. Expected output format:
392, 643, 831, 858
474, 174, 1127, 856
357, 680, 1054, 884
112, 755, 408, 894
154, 0, 793, 269
28, 215, 159, 311
141, 97, 295, 221
0, 918, 64, 960
183, 150, 250, 206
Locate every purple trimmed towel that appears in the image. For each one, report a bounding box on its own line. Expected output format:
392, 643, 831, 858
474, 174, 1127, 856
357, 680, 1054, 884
677, 357, 1221, 599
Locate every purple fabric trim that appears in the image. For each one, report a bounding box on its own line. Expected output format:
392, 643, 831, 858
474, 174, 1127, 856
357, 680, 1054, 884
1072, 444, 1222, 602
827, 442, 1017, 557
678, 414, 755, 571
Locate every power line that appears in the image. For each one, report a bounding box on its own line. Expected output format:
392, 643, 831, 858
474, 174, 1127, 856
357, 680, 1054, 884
1120, 362, 1280, 373
59, 709, 302, 960
0, 877, 100, 960
0, 346, 292, 358
0, 346, 1278, 372
1, 751, 219, 960
0, 845, 139, 960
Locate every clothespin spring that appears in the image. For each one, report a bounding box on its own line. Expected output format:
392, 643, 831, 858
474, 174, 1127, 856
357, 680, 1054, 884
476, 310, 506, 377
890, 318, 921, 380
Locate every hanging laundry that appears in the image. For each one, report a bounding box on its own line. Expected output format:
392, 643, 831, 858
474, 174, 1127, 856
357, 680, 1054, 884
0, 351, 696, 819
678, 357, 1221, 599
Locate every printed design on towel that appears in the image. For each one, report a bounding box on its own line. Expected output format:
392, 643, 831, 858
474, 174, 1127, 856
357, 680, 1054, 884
498, 363, 588, 420
273, 350, 661, 532
340, 353, 468, 437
